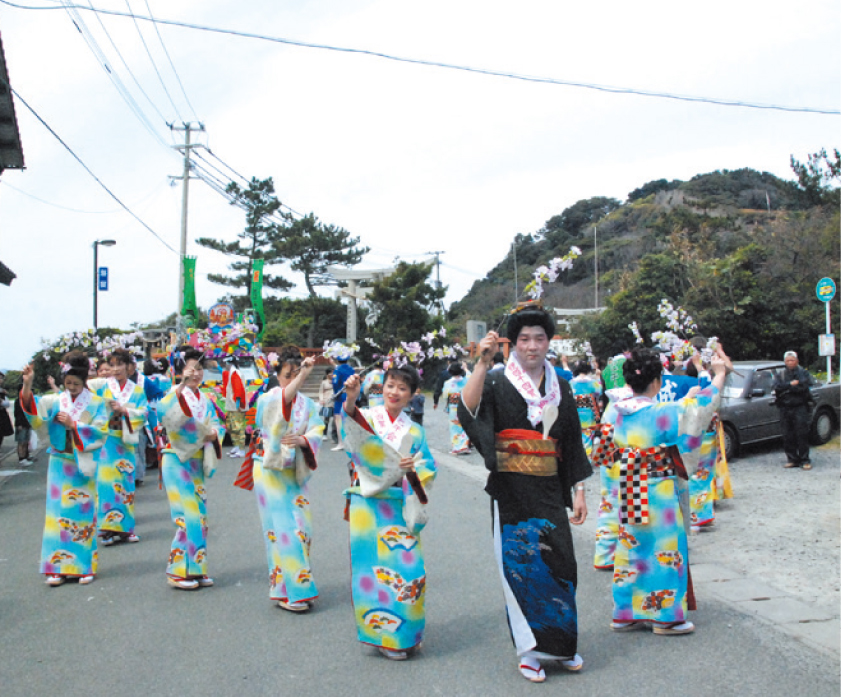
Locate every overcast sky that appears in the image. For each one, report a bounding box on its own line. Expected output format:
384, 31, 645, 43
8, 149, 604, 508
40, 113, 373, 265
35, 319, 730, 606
0, 0, 838, 369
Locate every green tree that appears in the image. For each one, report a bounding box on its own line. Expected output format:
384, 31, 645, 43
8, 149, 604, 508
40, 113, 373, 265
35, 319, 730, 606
364, 262, 446, 350
627, 178, 683, 203
271, 213, 369, 347
790, 148, 841, 207
261, 297, 347, 348
275, 213, 369, 297
553, 196, 622, 237
196, 177, 293, 301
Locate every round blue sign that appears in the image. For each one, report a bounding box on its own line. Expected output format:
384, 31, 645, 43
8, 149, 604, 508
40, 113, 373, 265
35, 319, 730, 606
816, 277, 837, 302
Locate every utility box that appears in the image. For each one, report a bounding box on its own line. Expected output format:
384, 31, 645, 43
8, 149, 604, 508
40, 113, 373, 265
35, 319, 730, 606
466, 320, 488, 344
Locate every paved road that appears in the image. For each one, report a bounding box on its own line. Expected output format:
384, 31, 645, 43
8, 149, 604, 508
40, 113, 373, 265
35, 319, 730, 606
0, 403, 838, 697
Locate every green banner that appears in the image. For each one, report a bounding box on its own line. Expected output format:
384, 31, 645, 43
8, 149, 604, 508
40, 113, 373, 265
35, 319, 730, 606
249, 258, 265, 340
182, 256, 198, 327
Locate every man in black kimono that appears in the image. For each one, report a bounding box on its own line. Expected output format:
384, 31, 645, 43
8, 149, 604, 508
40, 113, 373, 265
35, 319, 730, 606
458, 304, 591, 683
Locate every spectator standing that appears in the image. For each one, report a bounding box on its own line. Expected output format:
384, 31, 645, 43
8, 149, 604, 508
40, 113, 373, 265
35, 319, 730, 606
318, 369, 336, 442
489, 351, 506, 372
0, 371, 13, 449
773, 351, 815, 470
331, 357, 355, 451
14, 395, 34, 465
409, 387, 425, 425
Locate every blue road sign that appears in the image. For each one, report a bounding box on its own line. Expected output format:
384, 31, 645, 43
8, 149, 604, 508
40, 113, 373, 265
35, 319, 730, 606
816, 277, 836, 302
98, 266, 108, 291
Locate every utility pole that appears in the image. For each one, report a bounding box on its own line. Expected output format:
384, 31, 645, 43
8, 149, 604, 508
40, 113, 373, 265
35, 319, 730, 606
512, 240, 518, 303
594, 224, 599, 309
169, 121, 205, 315
426, 250, 445, 316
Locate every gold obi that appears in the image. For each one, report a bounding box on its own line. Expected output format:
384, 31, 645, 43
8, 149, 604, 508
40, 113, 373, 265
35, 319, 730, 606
495, 429, 558, 476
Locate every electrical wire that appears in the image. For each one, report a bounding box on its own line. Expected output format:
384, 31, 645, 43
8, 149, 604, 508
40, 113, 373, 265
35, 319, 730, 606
5, 82, 179, 253
201, 148, 304, 218
2, 0, 837, 115
123, 0, 182, 121
0, 178, 167, 213
57, 0, 168, 146
79, 0, 169, 139
142, 0, 198, 121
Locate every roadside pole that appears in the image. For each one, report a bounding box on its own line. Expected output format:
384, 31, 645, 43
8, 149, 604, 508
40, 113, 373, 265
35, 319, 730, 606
816, 277, 836, 383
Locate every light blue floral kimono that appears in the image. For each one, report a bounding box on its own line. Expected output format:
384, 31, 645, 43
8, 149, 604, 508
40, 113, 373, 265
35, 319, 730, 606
158, 387, 225, 580
21, 389, 108, 577
252, 387, 324, 604
441, 375, 470, 454
601, 386, 719, 625
88, 378, 148, 538
341, 405, 437, 652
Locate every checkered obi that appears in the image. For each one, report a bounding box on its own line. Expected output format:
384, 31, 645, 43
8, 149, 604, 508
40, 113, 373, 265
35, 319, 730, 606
252, 432, 264, 458
495, 429, 558, 476
707, 413, 719, 433
590, 424, 676, 525
574, 394, 601, 422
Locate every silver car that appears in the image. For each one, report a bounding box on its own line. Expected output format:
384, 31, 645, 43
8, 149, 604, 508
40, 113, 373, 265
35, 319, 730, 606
719, 361, 840, 460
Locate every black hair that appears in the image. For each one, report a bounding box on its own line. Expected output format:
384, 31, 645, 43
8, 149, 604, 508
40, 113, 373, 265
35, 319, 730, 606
143, 357, 169, 376
685, 360, 699, 379
277, 346, 303, 370
182, 347, 205, 366
623, 347, 663, 393
63, 350, 90, 384
492, 351, 504, 364
385, 364, 421, 393
171, 347, 205, 377
109, 348, 133, 366
448, 362, 465, 377
506, 307, 555, 344
572, 360, 592, 377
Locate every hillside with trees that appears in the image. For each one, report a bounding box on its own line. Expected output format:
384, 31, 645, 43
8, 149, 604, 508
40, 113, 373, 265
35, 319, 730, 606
449, 151, 840, 370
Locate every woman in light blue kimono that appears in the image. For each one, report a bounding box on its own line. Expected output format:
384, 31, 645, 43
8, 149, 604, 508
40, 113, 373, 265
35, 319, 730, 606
598, 347, 727, 635
570, 360, 602, 456
250, 348, 324, 612
158, 348, 225, 590
87, 348, 148, 545
20, 353, 108, 586
341, 364, 437, 661
440, 363, 470, 454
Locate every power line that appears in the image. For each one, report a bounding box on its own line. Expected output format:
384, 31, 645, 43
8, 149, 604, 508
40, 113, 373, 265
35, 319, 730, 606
78, 0, 169, 139
201, 148, 304, 218
0, 179, 167, 213
142, 0, 198, 121
122, 0, 183, 121
2, 0, 837, 115
58, 0, 168, 146
6, 83, 178, 253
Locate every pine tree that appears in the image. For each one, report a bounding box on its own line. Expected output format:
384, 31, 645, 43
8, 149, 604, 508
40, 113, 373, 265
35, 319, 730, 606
196, 177, 293, 299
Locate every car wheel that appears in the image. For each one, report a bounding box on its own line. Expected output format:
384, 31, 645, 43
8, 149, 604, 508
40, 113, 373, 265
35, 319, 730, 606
809, 407, 835, 445
722, 423, 739, 461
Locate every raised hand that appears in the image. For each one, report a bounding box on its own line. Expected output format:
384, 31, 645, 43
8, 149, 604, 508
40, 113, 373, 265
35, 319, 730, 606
478, 331, 500, 366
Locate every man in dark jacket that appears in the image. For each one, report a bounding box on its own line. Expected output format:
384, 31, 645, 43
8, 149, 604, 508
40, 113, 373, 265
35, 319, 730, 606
773, 351, 815, 470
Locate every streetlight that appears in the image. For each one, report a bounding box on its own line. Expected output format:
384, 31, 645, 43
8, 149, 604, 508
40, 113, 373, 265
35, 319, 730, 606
93, 239, 116, 330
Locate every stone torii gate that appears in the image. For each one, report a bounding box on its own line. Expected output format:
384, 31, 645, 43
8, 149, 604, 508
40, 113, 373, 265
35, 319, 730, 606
327, 266, 394, 343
